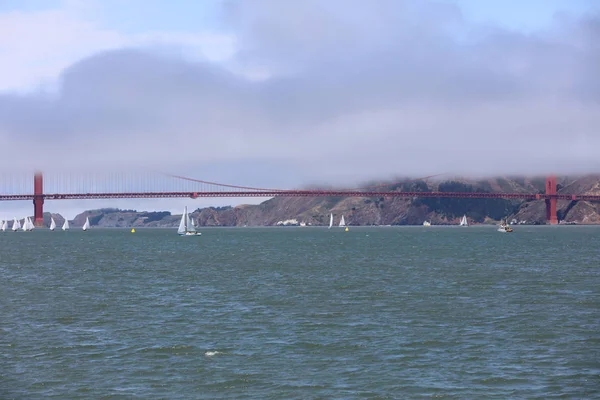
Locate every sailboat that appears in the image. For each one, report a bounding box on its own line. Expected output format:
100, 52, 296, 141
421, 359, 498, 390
12, 217, 20, 232
328, 213, 333, 229
339, 215, 349, 231
497, 218, 513, 233
62, 219, 70, 231
459, 215, 468, 226
49, 217, 56, 231
1, 220, 6, 231
82, 217, 90, 231
178, 206, 201, 236
22, 217, 34, 232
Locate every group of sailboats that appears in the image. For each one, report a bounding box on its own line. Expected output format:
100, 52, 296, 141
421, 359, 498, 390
421, 214, 514, 232
423, 215, 468, 227
0, 216, 78, 231
47, 217, 72, 231
0, 217, 35, 232
328, 213, 349, 231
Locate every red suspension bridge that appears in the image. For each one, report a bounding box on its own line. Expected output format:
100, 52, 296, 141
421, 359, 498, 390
0, 171, 593, 226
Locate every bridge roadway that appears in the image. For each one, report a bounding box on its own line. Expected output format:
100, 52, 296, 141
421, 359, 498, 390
0, 191, 597, 201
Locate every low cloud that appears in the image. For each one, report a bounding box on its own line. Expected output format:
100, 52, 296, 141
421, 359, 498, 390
1, 0, 599, 191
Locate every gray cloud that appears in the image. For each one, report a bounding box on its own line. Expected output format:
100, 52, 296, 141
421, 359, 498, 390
1, 0, 599, 189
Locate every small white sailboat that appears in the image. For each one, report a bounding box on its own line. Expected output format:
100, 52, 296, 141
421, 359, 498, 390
178, 206, 201, 236
82, 217, 90, 231
459, 215, 468, 226
49, 217, 56, 231
21, 217, 34, 232
328, 213, 333, 229
423, 221, 431, 226
62, 219, 70, 231
339, 215, 349, 231
12, 217, 20, 232
1, 220, 6, 231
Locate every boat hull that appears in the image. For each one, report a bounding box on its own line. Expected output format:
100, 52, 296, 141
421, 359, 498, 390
179, 232, 201, 236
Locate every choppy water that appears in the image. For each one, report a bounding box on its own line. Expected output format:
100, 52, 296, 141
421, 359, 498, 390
1, 226, 599, 399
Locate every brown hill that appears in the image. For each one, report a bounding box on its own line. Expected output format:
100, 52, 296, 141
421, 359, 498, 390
61, 175, 600, 227
512, 174, 600, 224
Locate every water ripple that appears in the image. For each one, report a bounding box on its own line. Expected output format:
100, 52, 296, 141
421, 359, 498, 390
1, 226, 599, 398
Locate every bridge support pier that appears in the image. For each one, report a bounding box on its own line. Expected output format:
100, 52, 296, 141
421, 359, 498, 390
545, 175, 558, 225
33, 171, 44, 227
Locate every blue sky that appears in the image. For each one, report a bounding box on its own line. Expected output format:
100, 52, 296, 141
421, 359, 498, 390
1, 0, 593, 35
81, 0, 225, 34
453, 0, 595, 30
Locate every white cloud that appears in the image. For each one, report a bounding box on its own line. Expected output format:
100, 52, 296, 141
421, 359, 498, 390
0, 4, 236, 93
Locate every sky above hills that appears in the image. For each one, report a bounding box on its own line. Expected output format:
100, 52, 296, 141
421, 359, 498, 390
0, 0, 598, 218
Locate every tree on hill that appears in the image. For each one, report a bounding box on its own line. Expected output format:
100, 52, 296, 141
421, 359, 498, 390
415, 180, 518, 222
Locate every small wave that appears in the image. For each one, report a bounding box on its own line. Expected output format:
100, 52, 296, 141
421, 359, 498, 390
204, 351, 222, 357
137, 345, 195, 354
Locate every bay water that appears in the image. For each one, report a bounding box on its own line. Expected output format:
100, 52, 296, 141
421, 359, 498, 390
1, 226, 599, 398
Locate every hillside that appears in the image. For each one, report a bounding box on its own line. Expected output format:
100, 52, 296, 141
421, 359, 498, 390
50, 175, 600, 227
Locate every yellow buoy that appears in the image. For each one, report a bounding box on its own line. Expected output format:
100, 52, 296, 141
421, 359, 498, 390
345, 227, 349, 232
131, 228, 135, 233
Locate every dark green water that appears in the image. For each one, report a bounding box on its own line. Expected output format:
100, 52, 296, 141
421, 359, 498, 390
1, 226, 599, 399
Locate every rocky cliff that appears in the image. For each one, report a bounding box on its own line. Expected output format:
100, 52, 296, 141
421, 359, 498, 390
50, 175, 600, 227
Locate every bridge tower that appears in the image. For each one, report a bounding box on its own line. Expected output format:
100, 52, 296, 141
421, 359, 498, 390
545, 175, 558, 225
33, 171, 44, 227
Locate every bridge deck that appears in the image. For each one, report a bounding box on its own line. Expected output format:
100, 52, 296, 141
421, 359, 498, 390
0, 191, 595, 201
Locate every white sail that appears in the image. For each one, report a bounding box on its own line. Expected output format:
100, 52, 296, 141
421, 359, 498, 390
12, 217, 20, 231
28, 217, 35, 230
460, 215, 468, 226
1, 220, 5, 231
62, 219, 69, 231
339, 215, 346, 227
177, 207, 187, 234
187, 213, 196, 232
21, 218, 28, 231
328, 213, 333, 229
49, 218, 56, 231
82, 217, 90, 231
177, 206, 201, 236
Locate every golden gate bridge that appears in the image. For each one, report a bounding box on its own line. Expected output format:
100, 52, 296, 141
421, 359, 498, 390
0, 171, 592, 227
